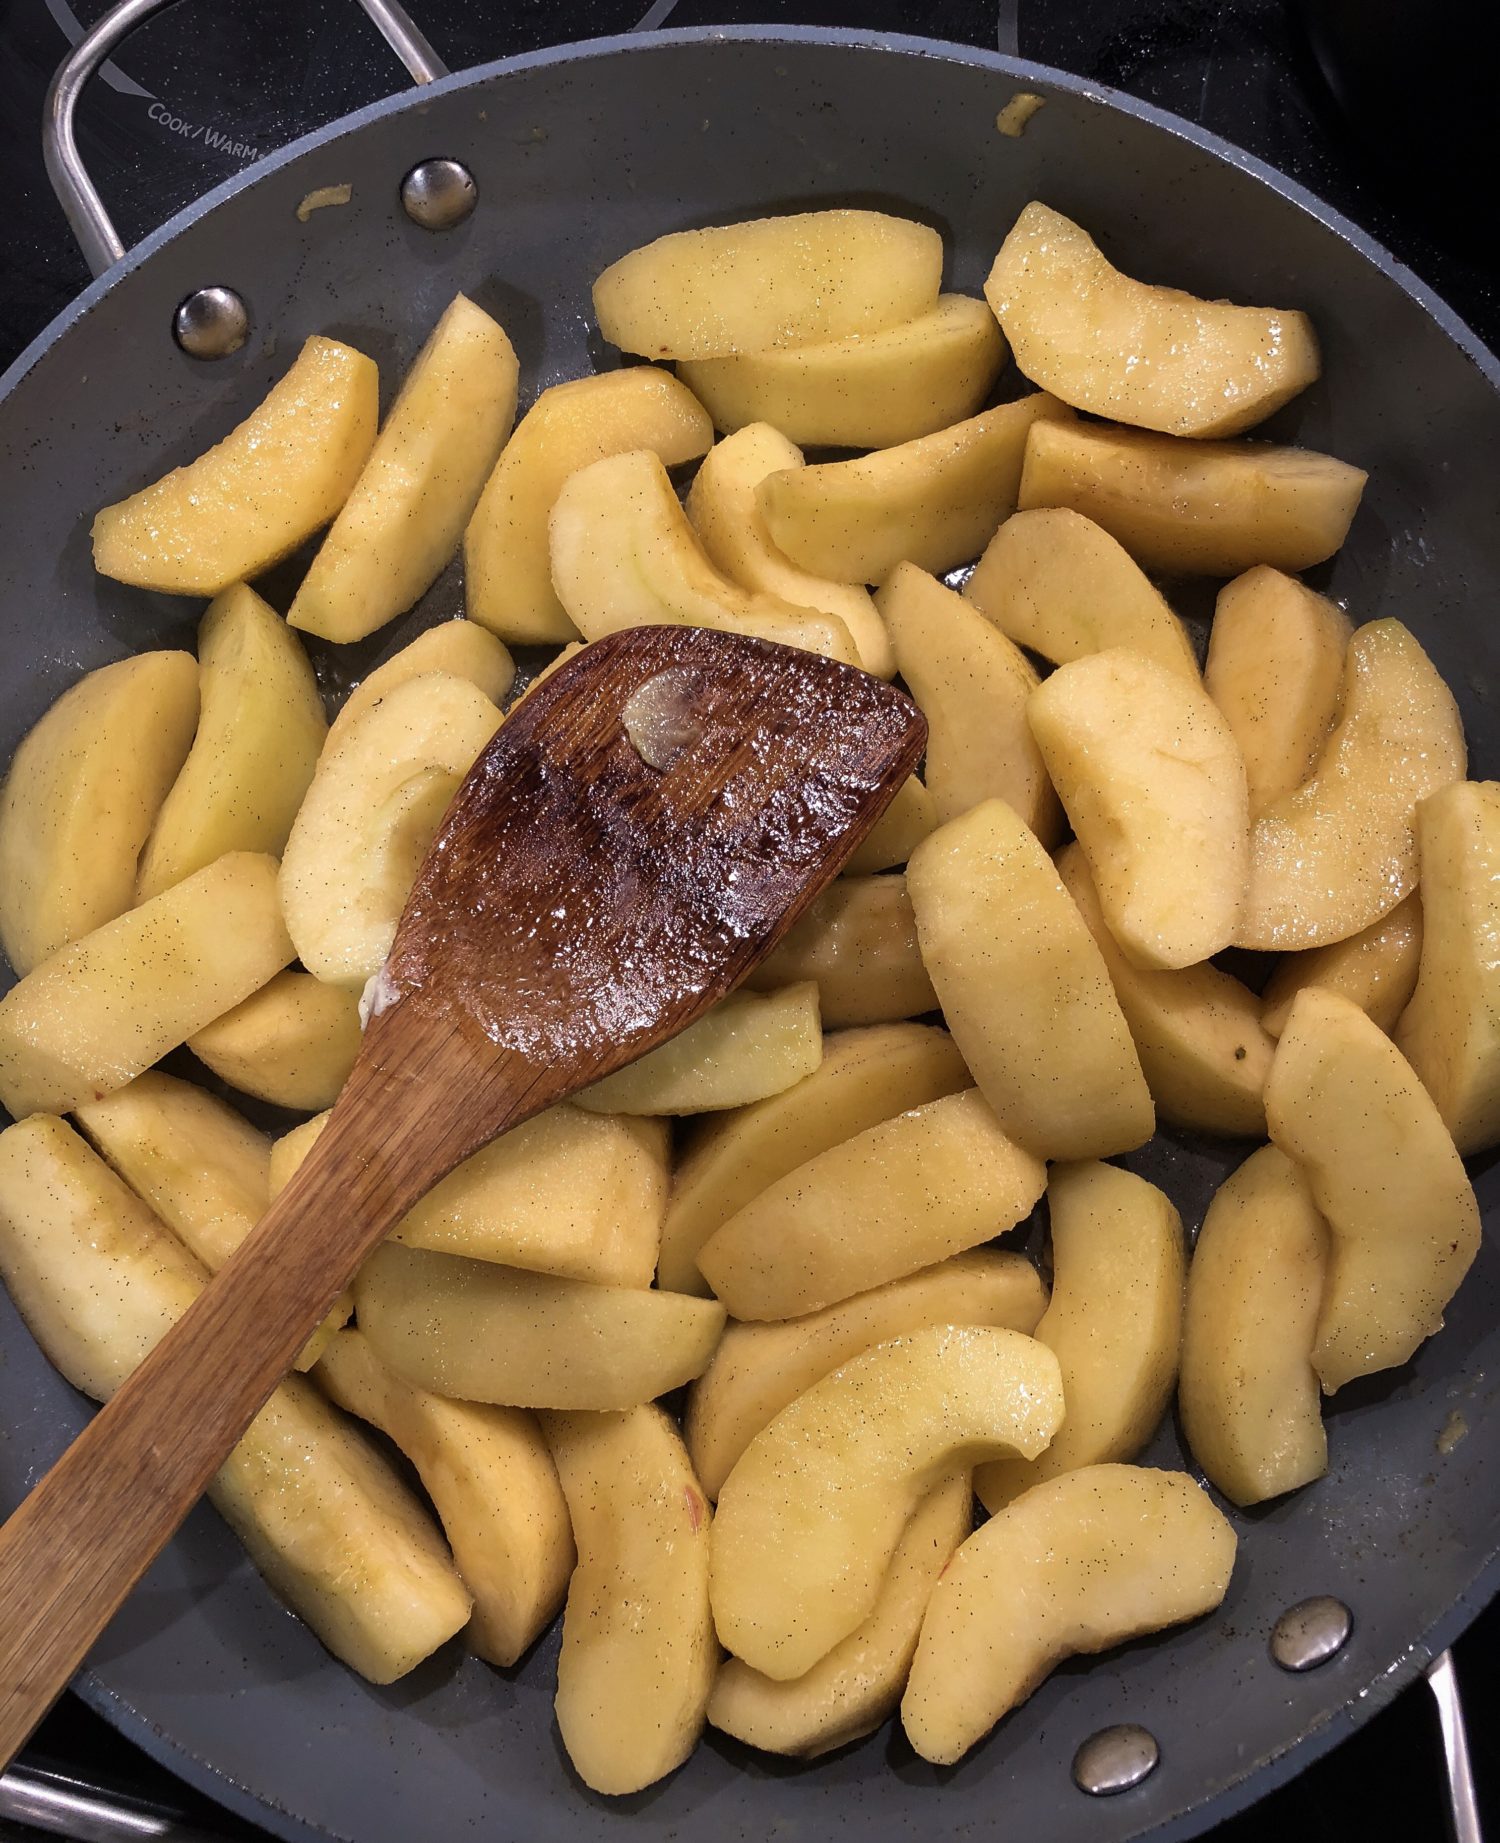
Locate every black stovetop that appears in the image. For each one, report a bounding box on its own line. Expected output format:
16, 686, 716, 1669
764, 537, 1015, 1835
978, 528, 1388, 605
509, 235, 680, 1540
0, 3, 1495, 1841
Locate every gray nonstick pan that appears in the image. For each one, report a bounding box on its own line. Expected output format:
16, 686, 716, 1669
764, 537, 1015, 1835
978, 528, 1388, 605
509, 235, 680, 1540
0, 5, 1495, 1841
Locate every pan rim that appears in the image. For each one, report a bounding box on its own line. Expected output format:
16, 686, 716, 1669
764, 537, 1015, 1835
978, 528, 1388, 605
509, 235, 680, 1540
6, 21, 1497, 1843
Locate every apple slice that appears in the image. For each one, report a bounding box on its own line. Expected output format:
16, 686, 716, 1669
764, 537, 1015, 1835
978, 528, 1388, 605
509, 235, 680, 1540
1238, 620, 1466, 950
328, 622, 514, 749
188, 971, 362, 1111
1018, 417, 1366, 575
1266, 986, 1481, 1390
903, 1466, 1235, 1764
93, 335, 378, 594
679, 294, 1005, 448
710, 1326, 1063, 1679
1030, 647, 1249, 969
877, 562, 1062, 840
907, 800, 1153, 1159
746, 874, 937, 1027
986, 202, 1319, 437
964, 508, 1199, 679
549, 450, 857, 663
843, 776, 936, 874
465, 368, 712, 644
1261, 893, 1422, 1039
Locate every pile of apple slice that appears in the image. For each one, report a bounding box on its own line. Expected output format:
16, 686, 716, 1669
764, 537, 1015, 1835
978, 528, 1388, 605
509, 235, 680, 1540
0, 192, 1488, 1795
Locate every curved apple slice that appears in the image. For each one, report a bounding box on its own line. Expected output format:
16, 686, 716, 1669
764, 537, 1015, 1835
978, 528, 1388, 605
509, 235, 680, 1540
843, 776, 936, 874
188, 970, 361, 1112
1261, 893, 1422, 1039
328, 622, 514, 750
746, 874, 937, 1027
710, 1326, 1062, 1680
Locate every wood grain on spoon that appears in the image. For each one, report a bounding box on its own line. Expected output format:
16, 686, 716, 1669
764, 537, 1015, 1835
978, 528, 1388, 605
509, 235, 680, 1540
0, 624, 924, 1765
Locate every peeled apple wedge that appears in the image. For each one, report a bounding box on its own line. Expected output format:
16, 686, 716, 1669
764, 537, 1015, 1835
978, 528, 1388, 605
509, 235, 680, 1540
758, 393, 1073, 583
746, 875, 937, 1027
549, 450, 857, 664
92, 335, 378, 594
542, 1407, 715, 1795
711, 1327, 1062, 1680
317, 1329, 573, 1668
136, 585, 326, 900
697, 1089, 1045, 1321
685, 423, 894, 676
1267, 986, 1481, 1391
987, 202, 1320, 437
593, 209, 943, 360
1179, 1145, 1330, 1506
976, 1163, 1184, 1512
1018, 418, 1366, 576
0, 652, 198, 974
707, 1474, 972, 1757
1030, 647, 1250, 970
1238, 620, 1466, 951
1261, 894, 1422, 1039
903, 1466, 1236, 1764
1204, 567, 1352, 818
328, 622, 515, 749
687, 1249, 1045, 1498
678, 293, 1006, 448
658, 1020, 970, 1298
964, 508, 1198, 679
843, 776, 936, 875
877, 562, 1062, 840
577, 984, 822, 1116
273, 1104, 666, 1288
906, 800, 1153, 1161
1057, 843, 1273, 1137
1397, 782, 1500, 1153
354, 1241, 725, 1410
465, 368, 712, 644
188, 971, 362, 1111
0, 852, 294, 1119
289, 295, 519, 642
0, 1116, 470, 1683
279, 671, 503, 990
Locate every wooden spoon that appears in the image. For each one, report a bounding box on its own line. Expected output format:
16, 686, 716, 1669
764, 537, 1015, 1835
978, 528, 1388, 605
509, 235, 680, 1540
0, 624, 924, 1763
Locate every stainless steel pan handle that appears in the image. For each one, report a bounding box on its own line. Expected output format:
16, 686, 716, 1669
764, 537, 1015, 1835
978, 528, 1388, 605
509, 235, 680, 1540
1427, 1649, 1484, 1843
43, 0, 449, 277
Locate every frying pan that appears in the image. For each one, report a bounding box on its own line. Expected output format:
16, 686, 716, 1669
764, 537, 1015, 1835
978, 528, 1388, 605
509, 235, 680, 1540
0, 4, 1496, 1840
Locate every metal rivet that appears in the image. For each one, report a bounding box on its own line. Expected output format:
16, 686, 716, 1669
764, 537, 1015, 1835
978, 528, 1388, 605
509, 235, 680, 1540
172, 286, 249, 360
1072, 1724, 1160, 1796
400, 158, 477, 230
1271, 1595, 1353, 1671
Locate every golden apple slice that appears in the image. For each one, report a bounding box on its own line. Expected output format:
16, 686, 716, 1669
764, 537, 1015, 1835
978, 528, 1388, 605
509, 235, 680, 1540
686, 423, 894, 675
542, 1407, 715, 1795
843, 776, 936, 874
188, 971, 361, 1111
707, 1474, 972, 1756
1179, 1145, 1329, 1506
903, 1465, 1235, 1764
466, 368, 712, 644
906, 800, 1154, 1160
549, 450, 857, 662
1057, 842, 1273, 1136
746, 874, 937, 1027
1238, 620, 1466, 950
136, 585, 325, 899
877, 562, 1062, 839
0, 652, 198, 974
987, 202, 1319, 437
93, 335, 378, 594
1030, 647, 1250, 969
1204, 567, 1351, 818
1267, 986, 1480, 1390
317, 1328, 573, 1667
1397, 781, 1500, 1153
289, 296, 518, 642
711, 1326, 1062, 1679
328, 621, 515, 748
1018, 417, 1366, 575
658, 1020, 969, 1298
679, 294, 1005, 447
757, 394, 1072, 583
963, 508, 1199, 679
593, 209, 943, 360
1261, 893, 1422, 1039
696, 1090, 1045, 1321
687, 1250, 1044, 1498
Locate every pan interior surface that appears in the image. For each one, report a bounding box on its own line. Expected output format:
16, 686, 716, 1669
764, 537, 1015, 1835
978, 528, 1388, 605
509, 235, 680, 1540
0, 27, 1495, 1843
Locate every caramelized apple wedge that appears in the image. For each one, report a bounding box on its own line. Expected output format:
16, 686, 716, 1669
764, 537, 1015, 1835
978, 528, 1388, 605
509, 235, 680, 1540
328, 622, 515, 749
1261, 894, 1422, 1039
